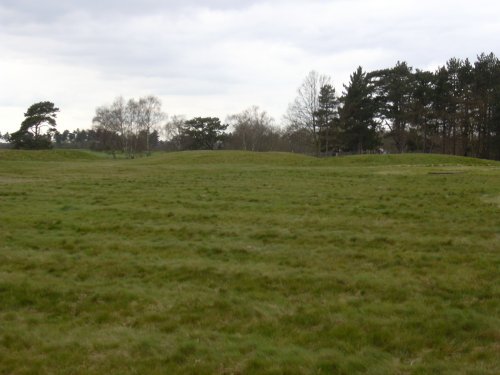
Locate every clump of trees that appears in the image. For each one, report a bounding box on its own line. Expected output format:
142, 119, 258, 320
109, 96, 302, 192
285, 71, 343, 155
163, 116, 228, 151
162, 107, 287, 152
225, 106, 286, 151
91, 95, 165, 157
182, 117, 228, 150
286, 52, 500, 160
9, 101, 59, 149
371, 53, 500, 159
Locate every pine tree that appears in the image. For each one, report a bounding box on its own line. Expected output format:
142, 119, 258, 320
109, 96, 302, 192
410, 69, 435, 152
314, 84, 339, 154
340, 67, 380, 153
10, 101, 59, 149
370, 61, 414, 152
473, 53, 500, 158
457, 59, 475, 156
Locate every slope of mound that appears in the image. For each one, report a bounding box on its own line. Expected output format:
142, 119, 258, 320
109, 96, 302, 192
142, 150, 498, 168
322, 153, 498, 167
3, 149, 494, 167
143, 150, 317, 166
0, 149, 107, 161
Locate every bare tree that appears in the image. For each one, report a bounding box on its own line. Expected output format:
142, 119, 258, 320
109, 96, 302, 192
285, 71, 331, 155
137, 95, 165, 155
227, 106, 277, 151
92, 96, 128, 154
93, 95, 166, 157
163, 115, 187, 151
125, 98, 142, 157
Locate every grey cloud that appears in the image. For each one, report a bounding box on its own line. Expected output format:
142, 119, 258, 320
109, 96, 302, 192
0, 0, 265, 23
1, 0, 499, 132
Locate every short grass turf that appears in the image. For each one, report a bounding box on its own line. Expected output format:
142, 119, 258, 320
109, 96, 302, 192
0, 150, 499, 374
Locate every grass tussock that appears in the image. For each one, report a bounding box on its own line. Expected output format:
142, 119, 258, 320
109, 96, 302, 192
0, 150, 499, 374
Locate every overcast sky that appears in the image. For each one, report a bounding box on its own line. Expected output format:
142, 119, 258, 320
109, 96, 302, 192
1, 0, 499, 133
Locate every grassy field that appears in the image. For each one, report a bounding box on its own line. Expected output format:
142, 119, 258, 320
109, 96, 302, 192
0, 150, 499, 374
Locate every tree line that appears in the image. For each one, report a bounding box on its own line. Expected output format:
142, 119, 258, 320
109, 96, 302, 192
90, 51, 500, 160
372, 53, 500, 159
285, 52, 500, 159
3, 52, 499, 160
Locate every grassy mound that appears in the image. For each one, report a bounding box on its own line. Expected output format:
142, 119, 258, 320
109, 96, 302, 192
1, 149, 496, 167
322, 153, 498, 167
144, 150, 498, 168
143, 150, 316, 166
0, 149, 107, 161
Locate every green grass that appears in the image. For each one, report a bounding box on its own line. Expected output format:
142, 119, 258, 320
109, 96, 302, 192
0, 151, 499, 374
0, 149, 109, 161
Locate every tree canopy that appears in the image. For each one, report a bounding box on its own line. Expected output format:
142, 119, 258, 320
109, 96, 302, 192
10, 101, 59, 149
183, 117, 228, 150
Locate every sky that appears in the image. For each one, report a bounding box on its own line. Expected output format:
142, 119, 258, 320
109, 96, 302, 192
1, 0, 499, 134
